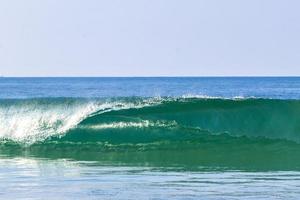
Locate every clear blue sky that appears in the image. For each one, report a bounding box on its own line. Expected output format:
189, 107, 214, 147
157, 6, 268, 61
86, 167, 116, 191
0, 0, 299, 76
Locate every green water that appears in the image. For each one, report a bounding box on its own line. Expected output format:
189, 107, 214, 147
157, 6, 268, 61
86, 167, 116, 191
1, 98, 300, 171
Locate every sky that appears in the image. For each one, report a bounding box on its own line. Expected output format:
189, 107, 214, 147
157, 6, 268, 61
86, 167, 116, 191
0, 0, 300, 77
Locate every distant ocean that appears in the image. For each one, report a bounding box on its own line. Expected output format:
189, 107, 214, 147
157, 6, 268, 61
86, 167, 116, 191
1, 77, 300, 199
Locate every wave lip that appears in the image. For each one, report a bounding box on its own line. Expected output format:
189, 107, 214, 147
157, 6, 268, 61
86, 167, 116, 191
181, 94, 254, 99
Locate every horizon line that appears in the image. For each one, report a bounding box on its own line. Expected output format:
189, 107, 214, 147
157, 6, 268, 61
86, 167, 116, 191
1, 75, 300, 78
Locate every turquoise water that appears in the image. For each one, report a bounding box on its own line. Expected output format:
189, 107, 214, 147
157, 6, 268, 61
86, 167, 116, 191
1, 77, 300, 199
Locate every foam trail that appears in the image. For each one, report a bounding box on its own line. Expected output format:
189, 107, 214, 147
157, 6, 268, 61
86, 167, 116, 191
80, 120, 178, 130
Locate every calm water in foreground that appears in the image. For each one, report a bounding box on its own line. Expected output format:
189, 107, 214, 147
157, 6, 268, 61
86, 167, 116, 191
1, 77, 300, 199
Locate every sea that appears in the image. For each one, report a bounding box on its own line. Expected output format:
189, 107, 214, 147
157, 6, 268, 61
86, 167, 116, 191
0, 77, 300, 200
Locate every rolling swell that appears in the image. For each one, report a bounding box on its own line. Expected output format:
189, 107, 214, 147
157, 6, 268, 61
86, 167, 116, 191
1, 97, 300, 170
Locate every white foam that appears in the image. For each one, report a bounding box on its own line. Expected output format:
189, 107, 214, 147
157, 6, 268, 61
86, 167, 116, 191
81, 120, 177, 130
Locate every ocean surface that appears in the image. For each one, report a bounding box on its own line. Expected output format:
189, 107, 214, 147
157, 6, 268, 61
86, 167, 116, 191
1, 77, 300, 199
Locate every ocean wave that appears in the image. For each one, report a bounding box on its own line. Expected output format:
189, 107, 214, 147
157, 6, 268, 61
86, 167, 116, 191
0, 97, 300, 145
1, 97, 300, 170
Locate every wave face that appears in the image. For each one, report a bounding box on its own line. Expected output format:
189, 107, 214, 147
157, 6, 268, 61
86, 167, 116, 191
1, 97, 300, 170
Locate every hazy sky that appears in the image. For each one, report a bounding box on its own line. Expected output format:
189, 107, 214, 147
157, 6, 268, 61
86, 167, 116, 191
0, 0, 300, 76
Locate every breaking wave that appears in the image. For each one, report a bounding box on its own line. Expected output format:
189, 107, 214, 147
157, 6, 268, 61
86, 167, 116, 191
1, 97, 300, 170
